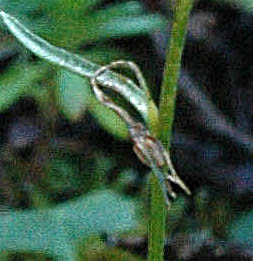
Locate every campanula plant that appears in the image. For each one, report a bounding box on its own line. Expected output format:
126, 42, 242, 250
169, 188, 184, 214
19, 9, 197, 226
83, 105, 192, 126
0, 0, 193, 259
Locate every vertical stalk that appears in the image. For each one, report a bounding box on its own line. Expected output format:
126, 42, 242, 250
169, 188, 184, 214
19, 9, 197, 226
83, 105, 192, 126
148, 173, 166, 261
158, 0, 194, 147
148, 0, 194, 260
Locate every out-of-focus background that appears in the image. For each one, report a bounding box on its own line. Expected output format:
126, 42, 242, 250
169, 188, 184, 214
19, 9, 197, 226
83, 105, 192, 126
0, 0, 253, 260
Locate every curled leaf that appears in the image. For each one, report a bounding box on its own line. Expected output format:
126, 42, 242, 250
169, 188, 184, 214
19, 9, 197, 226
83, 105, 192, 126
0, 10, 156, 122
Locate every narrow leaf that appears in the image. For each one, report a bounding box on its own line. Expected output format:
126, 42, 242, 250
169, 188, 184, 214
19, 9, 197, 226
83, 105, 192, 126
85, 15, 167, 43
84, 1, 144, 26
0, 10, 152, 122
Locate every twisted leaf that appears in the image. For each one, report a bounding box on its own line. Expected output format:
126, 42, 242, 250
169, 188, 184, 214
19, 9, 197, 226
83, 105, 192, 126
0, 10, 158, 122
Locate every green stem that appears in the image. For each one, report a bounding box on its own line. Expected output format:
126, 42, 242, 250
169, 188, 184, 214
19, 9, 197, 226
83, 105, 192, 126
148, 0, 194, 260
148, 172, 166, 261
158, 0, 194, 148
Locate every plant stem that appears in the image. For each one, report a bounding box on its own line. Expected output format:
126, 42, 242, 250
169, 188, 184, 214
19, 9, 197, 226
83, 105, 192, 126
159, 0, 194, 148
148, 0, 194, 260
148, 172, 166, 261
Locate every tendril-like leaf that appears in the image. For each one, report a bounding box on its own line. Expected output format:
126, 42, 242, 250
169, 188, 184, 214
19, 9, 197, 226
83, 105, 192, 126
0, 10, 158, 122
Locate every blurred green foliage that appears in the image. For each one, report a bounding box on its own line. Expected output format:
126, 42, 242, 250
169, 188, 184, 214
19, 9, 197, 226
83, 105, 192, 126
0, 190, 138, 261
0, 0, 166, 260
228, 208, 253, 253
0, 0, 251, 260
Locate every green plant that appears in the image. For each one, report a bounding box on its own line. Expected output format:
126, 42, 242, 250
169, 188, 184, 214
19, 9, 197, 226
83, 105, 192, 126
0, 0, 167, 139
0, 0, 193, 259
